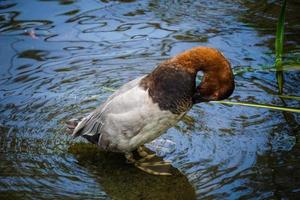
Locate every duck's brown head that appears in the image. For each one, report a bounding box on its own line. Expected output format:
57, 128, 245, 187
171, 47, 235, 104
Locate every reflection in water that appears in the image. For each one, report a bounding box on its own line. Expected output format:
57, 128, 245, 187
0, 0, 299, 199
69, 143, 195, 200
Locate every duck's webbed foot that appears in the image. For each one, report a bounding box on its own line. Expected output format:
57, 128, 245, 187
125, 147, 172, 176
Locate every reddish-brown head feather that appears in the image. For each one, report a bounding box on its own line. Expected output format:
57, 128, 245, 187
170, 47, 235, 103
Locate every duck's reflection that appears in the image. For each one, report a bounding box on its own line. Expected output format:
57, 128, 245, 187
69, 143, 195, 200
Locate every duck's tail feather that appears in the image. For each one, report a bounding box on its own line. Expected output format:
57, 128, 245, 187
82, 134, 101, 145
66, 118, 101, 145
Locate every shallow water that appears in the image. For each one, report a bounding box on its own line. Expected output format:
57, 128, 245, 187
0, 0, 300, 199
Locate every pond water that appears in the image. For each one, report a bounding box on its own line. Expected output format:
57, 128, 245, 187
1, 0, 300, 199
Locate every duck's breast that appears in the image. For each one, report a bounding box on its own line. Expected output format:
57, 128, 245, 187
98, 84, 182, 152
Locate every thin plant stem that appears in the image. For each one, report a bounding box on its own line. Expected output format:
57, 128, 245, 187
275, 0, 287, 94
215, 100, 300, 114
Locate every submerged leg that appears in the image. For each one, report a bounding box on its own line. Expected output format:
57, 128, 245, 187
125, 149, 172, 176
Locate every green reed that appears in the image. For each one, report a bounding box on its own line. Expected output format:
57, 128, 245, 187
275, 0, 286, 94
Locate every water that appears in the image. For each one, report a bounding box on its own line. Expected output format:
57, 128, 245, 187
1, 0, 300, 199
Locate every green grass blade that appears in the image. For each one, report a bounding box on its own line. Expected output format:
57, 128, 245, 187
283, 64, 300, 71
215, 101, 300, 113
277, 95, 300, 101
276, 71, 284, 94
102, 86, 117, 92
275, 0, 287, 94
275, 0, 286, 63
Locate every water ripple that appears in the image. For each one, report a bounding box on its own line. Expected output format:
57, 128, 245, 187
1, 0, 300, 199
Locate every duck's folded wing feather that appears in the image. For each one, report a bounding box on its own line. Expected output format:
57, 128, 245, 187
72, 76, 146, 138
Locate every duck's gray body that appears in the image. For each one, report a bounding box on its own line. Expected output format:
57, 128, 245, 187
72, 76, 184, 153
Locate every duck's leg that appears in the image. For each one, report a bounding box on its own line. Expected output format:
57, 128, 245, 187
137, 146, 171, 165
125, 150, 172, 176
137, 146, 156, 160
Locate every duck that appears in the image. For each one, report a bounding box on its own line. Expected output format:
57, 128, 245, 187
67, 46, 235, 175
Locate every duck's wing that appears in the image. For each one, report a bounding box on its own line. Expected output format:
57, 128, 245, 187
72, 75, 146, 138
